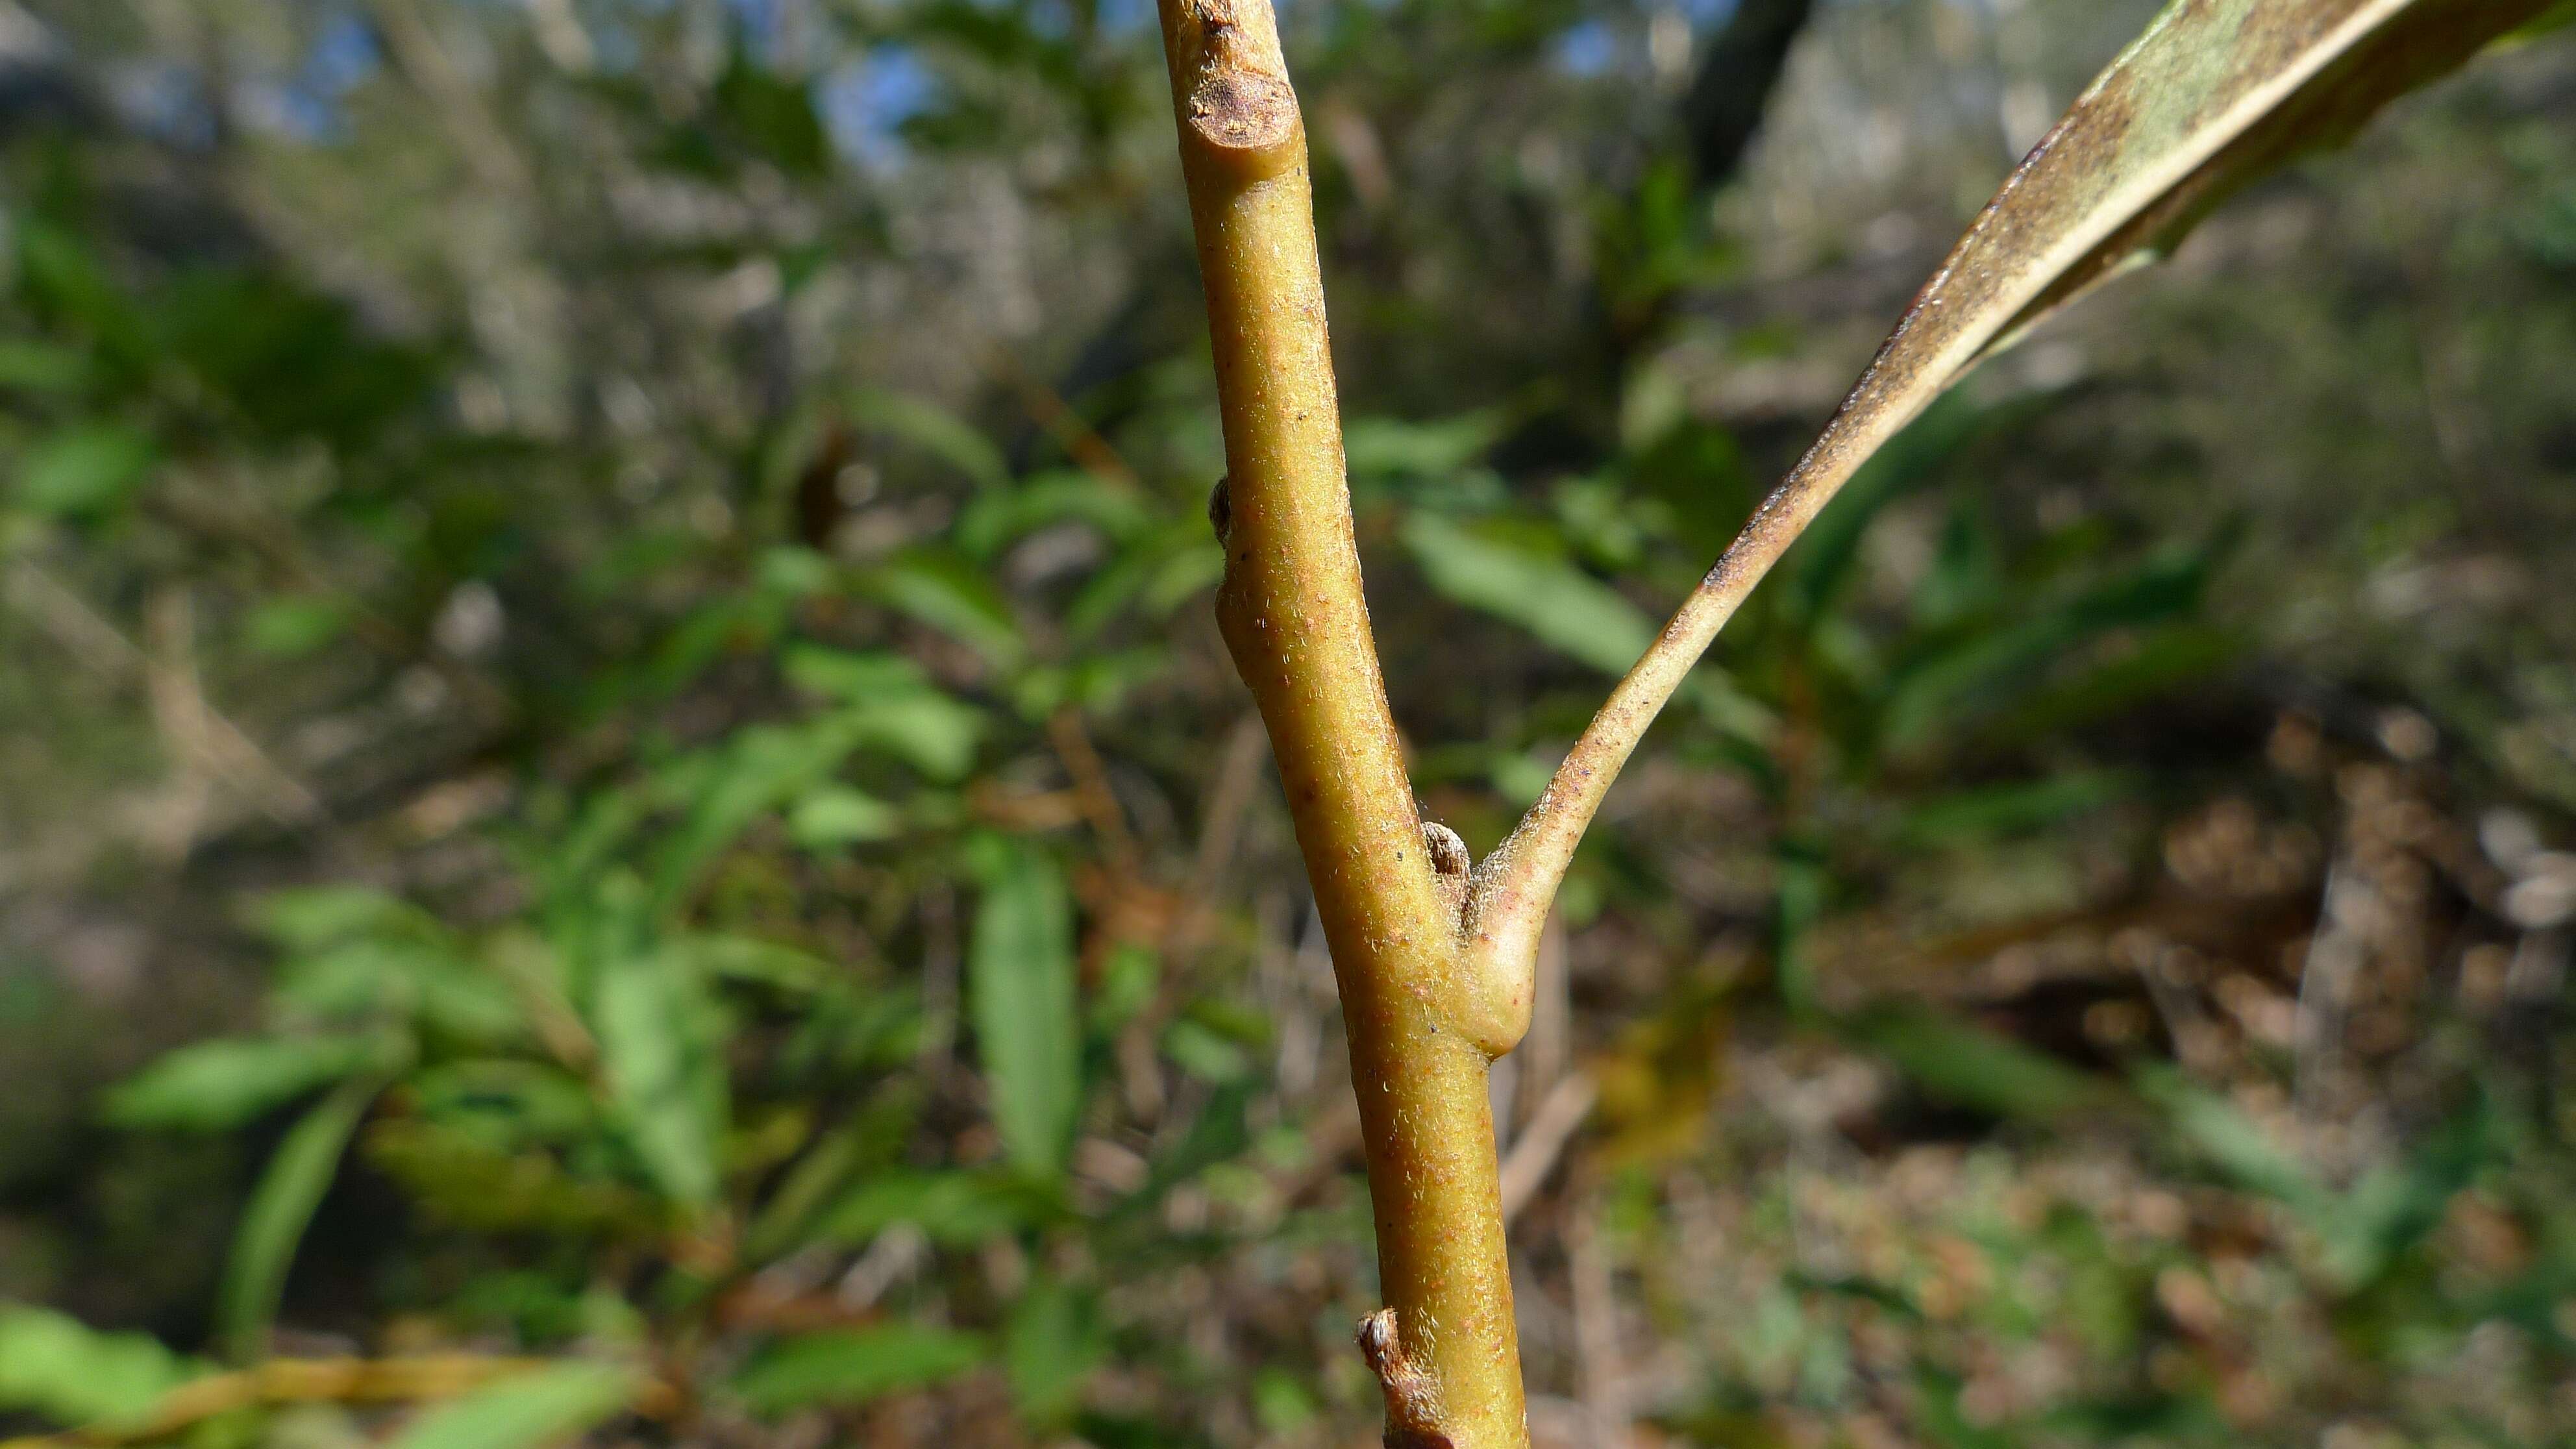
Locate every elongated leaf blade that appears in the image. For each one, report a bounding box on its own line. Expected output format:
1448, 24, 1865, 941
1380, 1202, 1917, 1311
873, 551, 1027, 671
1776, 390, 2022, 630
218, 1078, 378, 1360
1842, 1004, 2114, 1123
388, 1362, 641, 1449
849, 389, 1008, 493
1004, 1276, 1105, 1428
1977, 0, 2555, 356
17, 425, 156, 519
729, 1327, 988, 1414
0, 1306, 199, 1429
811, 1167, 1045, 1246
966, 835, 1080, 1180
1402, 513, 1653, 677
105, 1034, 396, 1132
593, 942, 728, 1208
649, 719, 865, 906
2134, 1067, 2327, 1210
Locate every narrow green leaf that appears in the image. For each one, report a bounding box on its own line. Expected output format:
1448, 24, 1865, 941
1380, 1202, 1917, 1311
649, 720, 867, 906
404, 950, 536, 1048
14, 223, 152, 370
1161, 1019, 1251, 1084
0, 340, 92, 394
242, 596, 354, 658
686, 932, 837, 992
1139, 538, 1224, 619
1880, 539, 2220, 751
1064, 525, 1215, 638
1013, 649, 1173, 723
1773, 844, 1829, 1024
0, 1305, 199, 1429
105, 1034, 397, 1132
1402, 512, 1653, 677
219, 1078, 379, 1361
849, 695, 985, 782
850, 389, 1008, 493
18, 425, 156, 519
967, 836, 1081, 1180
1005, 1277, 1104, 1428
782, 649, 986, 779
730, 1327, 988, 1415
743, 1122, 872, 1263
388, 1361, 641, 1449
1342, 410, 1509, 479
782, 645, 930, 702
247, 887, 438, 951
756, 545, 834, 599
788, 786, 905, 848
1896, 770, 2139, 847
2135, 1068, 2326, 1210
404, 1060, 597, 1147
1974, 624, 2242, 749
955, 471, 1150, 560
1777, 390, 2016, 629
812, 1168, 1039, 1247
1842, 1005, 2111, 1123
2319, 1100, 2497, 1286
592, 943, 728, 1208
873, 551, 1026, 670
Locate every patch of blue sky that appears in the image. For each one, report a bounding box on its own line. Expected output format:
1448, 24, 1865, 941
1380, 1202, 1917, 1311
231, 6, 380, 144
106, 60, 219, 149
235, 79, 344, 142
1095, 0, 1158, 34
1553, 18, 1618, 75
819, 47, 940, 167
305, 11, 381, 96
723, 0, 789, 65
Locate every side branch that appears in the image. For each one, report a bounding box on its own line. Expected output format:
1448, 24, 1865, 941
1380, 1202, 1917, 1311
1463, 399, 1913, 987
1462, 0, 2569, 986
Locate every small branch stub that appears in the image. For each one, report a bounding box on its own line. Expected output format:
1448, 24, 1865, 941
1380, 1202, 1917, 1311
1424, 820, 1470, 919
1207, 474, 1232, 541
1170, 0, 1301, 175
1358, 1309, 1454, 1449
1190, 69, 1296, 153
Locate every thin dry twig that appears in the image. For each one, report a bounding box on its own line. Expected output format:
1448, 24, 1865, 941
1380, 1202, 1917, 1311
364, 0, 536, 198
8, 563, 325, 829
1565, 1192, 1632, 1447
0, 1355, 675, 1449
1499, 1071, 1598, 1226
987, 347, 1143, 490
1048, 707, 1141, 871
1166, 712, 1270, 958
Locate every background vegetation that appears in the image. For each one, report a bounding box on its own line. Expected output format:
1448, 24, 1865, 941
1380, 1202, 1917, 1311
2, 1, 2573, 1445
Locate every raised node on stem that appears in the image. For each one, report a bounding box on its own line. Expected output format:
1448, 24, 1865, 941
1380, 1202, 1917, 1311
1358, 1309, 1455, 1449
